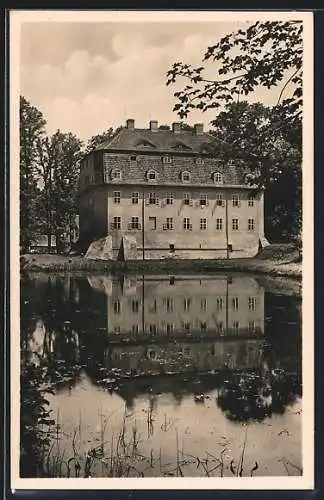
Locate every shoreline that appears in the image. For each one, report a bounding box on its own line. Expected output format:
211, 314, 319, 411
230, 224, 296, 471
20, 249, 302, 281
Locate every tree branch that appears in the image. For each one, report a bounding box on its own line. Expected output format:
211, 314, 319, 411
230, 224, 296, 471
276, 67, 301, 106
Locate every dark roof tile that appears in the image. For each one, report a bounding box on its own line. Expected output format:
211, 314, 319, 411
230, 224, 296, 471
96, 127, 216, 154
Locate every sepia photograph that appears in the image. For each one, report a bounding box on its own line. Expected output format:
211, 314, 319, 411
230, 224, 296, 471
10, 10, 314, 490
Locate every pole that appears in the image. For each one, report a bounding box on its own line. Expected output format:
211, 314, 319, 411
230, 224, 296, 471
225, 192, 229, 259
142, 189, 145, 260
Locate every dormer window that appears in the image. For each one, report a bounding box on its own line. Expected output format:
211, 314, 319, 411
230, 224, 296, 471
195, 158, 204, 165
213, 172, 223, 184
162, 156, 173, 164
181, 171, 191, 183
147, 169, 157, 181
111, 168, 122, 180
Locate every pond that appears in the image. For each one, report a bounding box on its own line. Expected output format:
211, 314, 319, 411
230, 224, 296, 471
20, 272, 302, 478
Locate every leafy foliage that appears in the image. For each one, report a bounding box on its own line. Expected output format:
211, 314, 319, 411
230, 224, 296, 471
37, 131, 83, 253
166, 21, 302, 120
166, 21, 303, 241
209, 101, 302, 240
84, 127, 122, 154
20, 361, 56, 477
20, 96, 47, 251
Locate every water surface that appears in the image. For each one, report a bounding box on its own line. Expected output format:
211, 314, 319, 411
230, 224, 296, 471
21, 273, 302, 478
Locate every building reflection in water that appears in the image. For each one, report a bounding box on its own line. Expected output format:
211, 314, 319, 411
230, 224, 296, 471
85, 274, 265, 374
21, 273, 301, 421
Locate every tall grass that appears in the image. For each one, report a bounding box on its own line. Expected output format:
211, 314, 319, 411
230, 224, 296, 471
36, 404, 303, 478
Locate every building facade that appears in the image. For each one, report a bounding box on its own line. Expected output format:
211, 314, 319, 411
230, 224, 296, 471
78, 119, 267, 259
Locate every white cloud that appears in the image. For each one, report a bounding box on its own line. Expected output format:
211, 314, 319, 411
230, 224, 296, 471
20, 21, 283, 142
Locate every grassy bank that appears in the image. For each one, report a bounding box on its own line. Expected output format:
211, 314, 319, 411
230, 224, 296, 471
20, 244, 302, 279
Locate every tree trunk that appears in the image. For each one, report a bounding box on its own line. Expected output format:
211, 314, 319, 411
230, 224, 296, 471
47, 231, 52, 253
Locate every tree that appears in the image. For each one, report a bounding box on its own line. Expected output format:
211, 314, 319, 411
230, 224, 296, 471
166, 21, 302, 122
38, 131, 83, 254
84, 127, 122, 154
166, 21, 303, 241
210, 101, 302, 240
20, 96, 46, 251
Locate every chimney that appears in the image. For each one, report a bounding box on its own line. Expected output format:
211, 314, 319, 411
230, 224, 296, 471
149, 120, 158, 132
172, 122, 181, 134
194, 123, 204, 135
126, 119, 135, 129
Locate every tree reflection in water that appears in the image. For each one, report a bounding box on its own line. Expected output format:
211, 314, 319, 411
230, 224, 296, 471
20, 273, 302, 475
216, 368, 301, 423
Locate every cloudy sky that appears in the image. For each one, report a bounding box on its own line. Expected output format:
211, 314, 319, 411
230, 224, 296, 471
18, 13, 297, 143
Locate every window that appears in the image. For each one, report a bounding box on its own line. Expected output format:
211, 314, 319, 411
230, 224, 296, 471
112, 216, 121, 229
216, 297, 223, 310
163, 298, 174, 312
248, 320, 256, 332
200, 321, 207, 332
114, 326, 121, 335
148, 350, 156, 359
248, 297, 256, 310
248, 218, 255, 231
149, 324, 157, 336
248, 195, 255, 207
147, 169, 157, 180
216, 322, 224, 334
233, 320, 240, 332
113, 191, 121, 204
149, 299, 157, 313
166, 193, 174, 205
216, 193, 224, 206
196, 158, 204, 165
132, 325, 139, 336
132, 300, 139, 313
200, 193, 208, 206
131, 192, 139, 204
182, 171, 191, 182
162, 156, 173, 164
183, 322, 191, 333
113, 300, 121, 314
183, 218, 192, 230
216, 218, 223, 231
214, 172, 223, 184
130, 155, 137, 161
201, 299, 208, 312
232, 218, 239, 231
232, 194, 240, 207
232, 297, 239, 310
148, 192, 158, 205
166, 218, 174, 230
148, 216, 156, 230
169, 244, 175, 253
183, 193, 191, 205
200, 218, 207, 230
184, 298, 191, 312
131, 217, 140, 229
166, 323, 174, 334
111, 169, 121, 180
